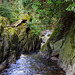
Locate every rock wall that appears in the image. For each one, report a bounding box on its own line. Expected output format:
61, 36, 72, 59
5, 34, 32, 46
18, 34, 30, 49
18, 26, 41, 52
39, 24, 75, 75
0, 27, 18, 70
58, 27, 75, 75
0, 16, 41, 70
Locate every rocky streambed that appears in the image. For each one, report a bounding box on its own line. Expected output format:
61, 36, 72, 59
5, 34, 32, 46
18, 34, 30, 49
0, 28, 65, 75
0, 15, 74, 75
1, 51, 65, 75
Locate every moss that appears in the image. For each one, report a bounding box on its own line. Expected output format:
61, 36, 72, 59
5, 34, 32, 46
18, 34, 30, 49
5, 28, 18, 50
0, 16, 9, 36
8, 28, 17, 35
72, 44, 75, 49
18, 26, 41, 52
40, 40, 51, 53
21, 23, 25, 27
50, 23, 64, 41
50, 29, 59, 39
54, 39, 63, 50
0, 16, 9, 28
60, 29, 75, 63
22, 14, 32, 21
41, 43, 47, 52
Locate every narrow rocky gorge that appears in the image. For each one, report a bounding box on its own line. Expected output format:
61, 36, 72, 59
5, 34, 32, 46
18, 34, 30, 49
0, 12, 75, 75
0, 16, 41, 71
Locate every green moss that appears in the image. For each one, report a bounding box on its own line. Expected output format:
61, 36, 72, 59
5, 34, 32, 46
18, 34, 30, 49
50, 24, 64, 40
22, 14, 32, 21
50, 29, 59, 39
8, 28, 17, 35
5, 28, 18, 50
40, 41, 50, 53
60, 30, 75, 63
41, 43, 47, 52
0, 16, 9, 28
0, 16, 9, 36
21, 23, 25, 27
54, 39, 63, 50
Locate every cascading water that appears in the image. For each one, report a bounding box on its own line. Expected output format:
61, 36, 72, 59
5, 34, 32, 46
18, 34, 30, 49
40, 30, 53, 47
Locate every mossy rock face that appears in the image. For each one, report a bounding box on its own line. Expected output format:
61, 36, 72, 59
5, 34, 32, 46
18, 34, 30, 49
38, 21, 75, 74
58, 29, 75, 63
18, 26, 41, 52
0, 27, 18, 64
0, 30, 9, 63
52, 39, 63, 56
7, 28, 18, 50
39, 43, 49, 58
56, 27, 75, 75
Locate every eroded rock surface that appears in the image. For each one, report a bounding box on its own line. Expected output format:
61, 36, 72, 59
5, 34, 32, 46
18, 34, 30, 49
0, 16, 41, 70
39, 24, 75, 75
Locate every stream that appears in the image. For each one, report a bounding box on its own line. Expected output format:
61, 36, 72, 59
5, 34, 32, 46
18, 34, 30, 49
1, 51, 65, 75
1, 30, 65, 75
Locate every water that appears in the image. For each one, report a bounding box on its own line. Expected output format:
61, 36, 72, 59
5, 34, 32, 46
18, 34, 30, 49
40, 30, 53, 47
1, 52, 65, 75
1, 30, 64, 75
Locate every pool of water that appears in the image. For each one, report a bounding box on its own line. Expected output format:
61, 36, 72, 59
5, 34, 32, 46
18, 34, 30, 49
1, 53, 65, 75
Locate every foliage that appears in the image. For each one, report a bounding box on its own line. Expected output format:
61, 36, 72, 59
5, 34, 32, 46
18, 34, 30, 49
0, 0, 74, 35
0, 2, 12, 21
66, 2, 75, 12
0, 0, 24, 23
